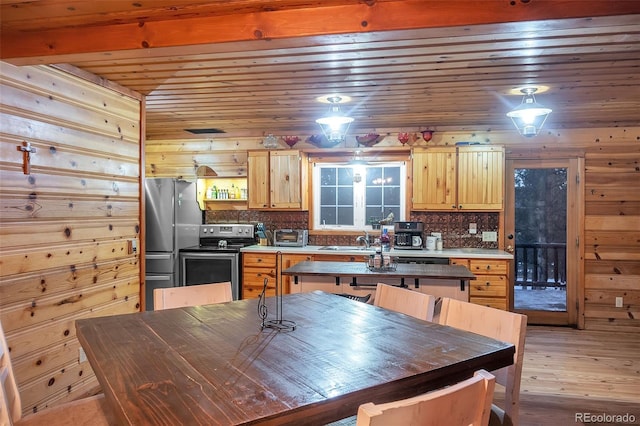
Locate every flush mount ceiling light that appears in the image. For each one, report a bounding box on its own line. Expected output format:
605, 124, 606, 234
506, 87, 552, 137
315, 96, 354, 144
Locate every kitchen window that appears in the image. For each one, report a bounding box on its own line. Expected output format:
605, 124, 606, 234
312, 162, 406, 230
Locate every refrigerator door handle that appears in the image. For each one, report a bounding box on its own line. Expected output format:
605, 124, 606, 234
145, 275, 172, 282
146, 253, 172, 261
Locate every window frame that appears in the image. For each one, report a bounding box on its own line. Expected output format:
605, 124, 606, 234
311, 159, 407, 231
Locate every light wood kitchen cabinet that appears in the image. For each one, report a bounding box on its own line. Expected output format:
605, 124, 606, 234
247, 150, 308, 210
467, 258, 510, 311
242, 252, 511, 309
279, 254, 314, 294
412, 146, 504, 211
241, 253, 277, 299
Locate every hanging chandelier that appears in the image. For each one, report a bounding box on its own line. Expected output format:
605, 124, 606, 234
315, 96, 354, 144
506, 87, 552, 137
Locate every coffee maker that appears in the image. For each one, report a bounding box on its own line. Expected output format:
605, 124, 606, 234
393, 221, 424, 249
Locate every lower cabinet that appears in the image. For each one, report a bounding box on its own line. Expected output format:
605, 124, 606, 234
242, 252, 511, 310
241, 253, 277, 299
280, 254, 314, 294
452, 258, 510, 310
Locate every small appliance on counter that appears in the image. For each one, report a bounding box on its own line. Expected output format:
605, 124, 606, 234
393, 221, 424, 249
274, 229, 309, 247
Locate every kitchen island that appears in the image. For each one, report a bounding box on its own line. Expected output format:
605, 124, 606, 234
282, 260, 476, 290
281, 260, 476, 304
241, 245, 513, 310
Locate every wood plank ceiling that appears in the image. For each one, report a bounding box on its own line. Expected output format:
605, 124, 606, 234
1, 1, 639, 140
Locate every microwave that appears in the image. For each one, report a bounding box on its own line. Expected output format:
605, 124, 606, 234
274, 229, 308, 247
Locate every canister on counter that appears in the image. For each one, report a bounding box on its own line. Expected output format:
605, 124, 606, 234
425, 236, 437, 250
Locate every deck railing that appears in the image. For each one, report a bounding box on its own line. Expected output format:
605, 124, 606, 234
515, 242, 566, 289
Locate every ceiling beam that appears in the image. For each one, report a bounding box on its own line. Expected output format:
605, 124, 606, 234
2, 0, 640, 65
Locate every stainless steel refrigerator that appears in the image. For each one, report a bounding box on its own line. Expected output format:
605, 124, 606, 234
144, 178, 202, 310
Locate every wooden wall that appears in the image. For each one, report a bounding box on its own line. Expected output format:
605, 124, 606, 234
582, 148, 640, 331
0, 63, 142, 414
147, 128, 639, 332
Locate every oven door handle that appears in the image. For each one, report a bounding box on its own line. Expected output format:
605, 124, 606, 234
181, 252, 238, 258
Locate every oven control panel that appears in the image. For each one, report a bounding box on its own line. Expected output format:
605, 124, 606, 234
200, 224, 254, 238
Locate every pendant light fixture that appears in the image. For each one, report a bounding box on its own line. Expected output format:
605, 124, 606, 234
506, 87, 552, 137
315, 96, 354, 144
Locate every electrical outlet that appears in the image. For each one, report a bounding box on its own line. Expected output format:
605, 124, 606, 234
615, 297, 623, 308
482, 231, 498, 242
469, 223, 477, 234
79, 347, 87, 363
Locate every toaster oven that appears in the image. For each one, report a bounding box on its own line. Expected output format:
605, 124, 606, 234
274, 229, 309, 247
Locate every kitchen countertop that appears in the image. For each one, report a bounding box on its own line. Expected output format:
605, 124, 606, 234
240, 245, 513, 259
282, 260, 477, 281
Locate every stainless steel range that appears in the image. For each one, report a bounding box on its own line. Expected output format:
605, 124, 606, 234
179, 224, 255, 300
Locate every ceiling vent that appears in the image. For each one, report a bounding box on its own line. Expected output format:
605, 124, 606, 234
185, 128, 226, 134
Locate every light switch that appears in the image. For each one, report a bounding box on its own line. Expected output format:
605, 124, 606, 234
482, 231, 498, 242
469, 223, 477, 234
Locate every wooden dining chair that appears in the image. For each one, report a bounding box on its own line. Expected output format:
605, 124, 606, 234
1, 320, 114, 426
356, 369, 496, 426
373, 282, 436, 321
153, 281, 233, 310
438, 297, 527, 426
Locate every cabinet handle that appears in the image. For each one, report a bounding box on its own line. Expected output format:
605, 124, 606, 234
458, 205, 462, 209
451, 205, 456, 209
485, 281, 491, 286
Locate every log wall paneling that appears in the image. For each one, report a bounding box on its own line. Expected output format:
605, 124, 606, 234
0, 62, 142, 414
582, 150, 640, 332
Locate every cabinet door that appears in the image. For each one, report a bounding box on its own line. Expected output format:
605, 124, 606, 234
280, 254, 313, 294
242, 266, 277, 299
242, 253, 276, 299
412, 147, 457, 210
270, 150, 302, 209
457, 146, 504, 210
468, 259, 510, 311
248, 151, 270, 209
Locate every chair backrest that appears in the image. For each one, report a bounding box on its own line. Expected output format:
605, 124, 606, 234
373, 283, 436, 321
153, 282, 233, 310
356, 369, 495, 426
1, 320, 23, 425
438, 297, 527, 425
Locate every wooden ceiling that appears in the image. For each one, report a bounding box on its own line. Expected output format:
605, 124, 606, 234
1, 1, 639, 140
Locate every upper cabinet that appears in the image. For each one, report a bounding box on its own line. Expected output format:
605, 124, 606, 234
412, 146, 504, 211
248, 150, 309, 210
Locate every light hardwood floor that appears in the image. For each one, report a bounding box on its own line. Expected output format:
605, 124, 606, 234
495, 325, 640, 426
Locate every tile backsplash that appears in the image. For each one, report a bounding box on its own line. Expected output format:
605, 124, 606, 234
205, 210, 499, 249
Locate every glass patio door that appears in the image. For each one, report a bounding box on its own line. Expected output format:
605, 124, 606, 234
505, 158, 582, 325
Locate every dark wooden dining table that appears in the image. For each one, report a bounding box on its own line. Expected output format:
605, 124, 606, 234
76, 291, 515, 425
